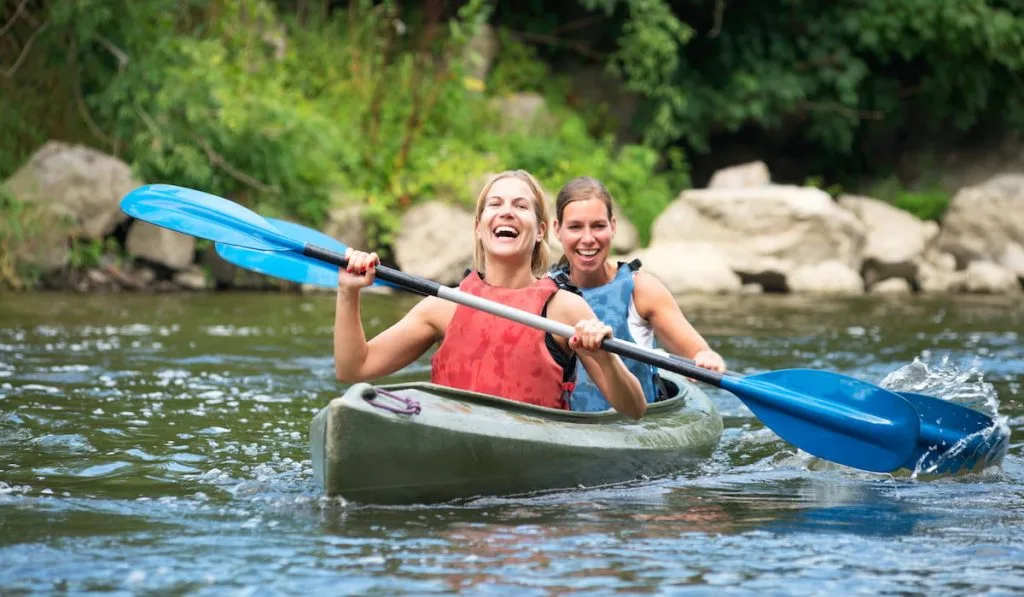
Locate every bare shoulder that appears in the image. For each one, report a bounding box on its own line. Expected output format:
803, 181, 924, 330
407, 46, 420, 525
633, 270, 675, 314
548, 288, 595, 322
407, 295, 457, 335
633, 270, 671, 296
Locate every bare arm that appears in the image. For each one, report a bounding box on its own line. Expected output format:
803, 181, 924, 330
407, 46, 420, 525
633, 271, 726, 371
334, 290, 447, 382
333, 249, 448, 382
548, 290, 647, 419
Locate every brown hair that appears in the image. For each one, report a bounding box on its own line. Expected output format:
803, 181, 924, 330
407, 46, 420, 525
553, 176, 615, 268
472, 169, 551, 278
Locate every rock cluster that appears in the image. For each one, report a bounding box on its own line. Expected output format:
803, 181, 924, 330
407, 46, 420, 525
4, 144, 1022, 296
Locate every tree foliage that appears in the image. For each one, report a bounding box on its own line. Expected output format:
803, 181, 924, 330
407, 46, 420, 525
570, 0, 1024, 170
2, 0, 685, 251
1, 0, 1022, 258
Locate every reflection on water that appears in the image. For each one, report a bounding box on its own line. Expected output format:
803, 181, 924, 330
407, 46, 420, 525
0, 292, 1022, 594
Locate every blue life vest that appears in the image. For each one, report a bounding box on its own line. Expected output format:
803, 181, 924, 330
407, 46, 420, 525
552, 261, 660, 411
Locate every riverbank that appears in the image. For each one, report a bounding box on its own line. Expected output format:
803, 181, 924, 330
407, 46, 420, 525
3, 143, 1022, 297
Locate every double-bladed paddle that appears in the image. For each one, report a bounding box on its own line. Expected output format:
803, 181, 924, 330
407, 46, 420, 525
206, 199, 1008, 476
120, 184, 1009, 475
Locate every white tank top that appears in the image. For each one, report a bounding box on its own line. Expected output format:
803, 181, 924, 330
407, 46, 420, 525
627, 273, 655, 348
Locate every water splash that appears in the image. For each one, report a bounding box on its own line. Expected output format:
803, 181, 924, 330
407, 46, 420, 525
880, 356, 1011, 477
879, 356, 1001, 417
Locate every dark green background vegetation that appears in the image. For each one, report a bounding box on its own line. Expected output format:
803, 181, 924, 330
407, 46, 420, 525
3, 0, 1023, 257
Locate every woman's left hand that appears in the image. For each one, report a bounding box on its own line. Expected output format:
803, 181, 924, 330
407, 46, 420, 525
569, 318, 613, 357
693, 349, 726, 372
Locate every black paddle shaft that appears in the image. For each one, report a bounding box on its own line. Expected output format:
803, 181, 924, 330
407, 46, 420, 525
603, 338, 727, 386
303, 244, 727, 388
303, 245, 443, 297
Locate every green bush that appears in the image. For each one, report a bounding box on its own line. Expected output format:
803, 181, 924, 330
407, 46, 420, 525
488, 29, 554, 95
583, 0, 1024, 168
9, 0, 1020, 291
0, 188, 71, 289
89, 2, 343, 223
867, 176, 952, 221
0, 0, 679, 272
890, 190, 952, 222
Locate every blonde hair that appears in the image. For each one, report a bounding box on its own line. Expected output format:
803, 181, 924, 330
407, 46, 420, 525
553, 176, 615, 268
472, 169, 551, 278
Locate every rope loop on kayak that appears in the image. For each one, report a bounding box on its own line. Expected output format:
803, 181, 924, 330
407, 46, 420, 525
361, 387, 421, 415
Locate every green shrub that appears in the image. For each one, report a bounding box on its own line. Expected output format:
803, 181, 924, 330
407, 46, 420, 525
890, 189, 952, 222
867, 176, 951, 221
0, 188, 71, 289
3, 0, 687, 266
487, 29, 555, 95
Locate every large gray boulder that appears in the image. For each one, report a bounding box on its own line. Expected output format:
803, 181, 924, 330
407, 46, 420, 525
463, 24, 498, 83
322, 204, 370, 253
8, 208, 70, 274
707, 161, 771, 189
125, 221, 195, 270
491, 93, 549, 132
393, 201, 475, 285
787, 260, 865, 295
936, 174, 1024, 279
837, 194, 938, 288
916, 250, 966, 294
4, 141, 139, 240
963, 261, 1021, 294
652, 185, 866, 291
627, 242, 742, 295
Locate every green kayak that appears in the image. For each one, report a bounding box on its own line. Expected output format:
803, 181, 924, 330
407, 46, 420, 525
309, 370, 723, 505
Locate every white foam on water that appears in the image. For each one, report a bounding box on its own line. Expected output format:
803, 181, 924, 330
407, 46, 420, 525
881, 356, 1002, 417
34, 325, 63, 337
48, 365, 91, 372
881, 356, 1011, 477
155, 369, 193, 380
19, 384, 61, 394
204, 325, 265, 337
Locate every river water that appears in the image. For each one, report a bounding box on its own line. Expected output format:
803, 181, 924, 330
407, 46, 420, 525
1, 291, 1022, 594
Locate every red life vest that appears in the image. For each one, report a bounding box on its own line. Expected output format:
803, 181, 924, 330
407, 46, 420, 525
431, 272, 573, 409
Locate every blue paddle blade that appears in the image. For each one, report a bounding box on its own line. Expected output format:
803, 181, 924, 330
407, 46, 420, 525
216, 218, 398, 289
120, 184, 298, 252
897, 392, 1010, 475
721, 369, 920, 473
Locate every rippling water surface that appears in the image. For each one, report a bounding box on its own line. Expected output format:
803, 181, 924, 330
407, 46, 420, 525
1, 292, 1022, 594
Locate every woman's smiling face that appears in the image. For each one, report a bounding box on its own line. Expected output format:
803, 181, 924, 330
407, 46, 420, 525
556, 197, 615, 274
475, 176, 544, 262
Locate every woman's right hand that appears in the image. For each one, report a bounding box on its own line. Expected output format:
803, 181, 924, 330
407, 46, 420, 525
338, 248, 380, 290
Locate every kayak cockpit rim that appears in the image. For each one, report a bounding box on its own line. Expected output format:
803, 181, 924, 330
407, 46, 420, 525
348, 372, 711, 424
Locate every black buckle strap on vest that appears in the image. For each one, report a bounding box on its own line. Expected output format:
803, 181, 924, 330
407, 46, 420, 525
549, 266, 582, 295
618, 258, 642, 272
541, 297, 578, 387
544, 267, 581, 409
